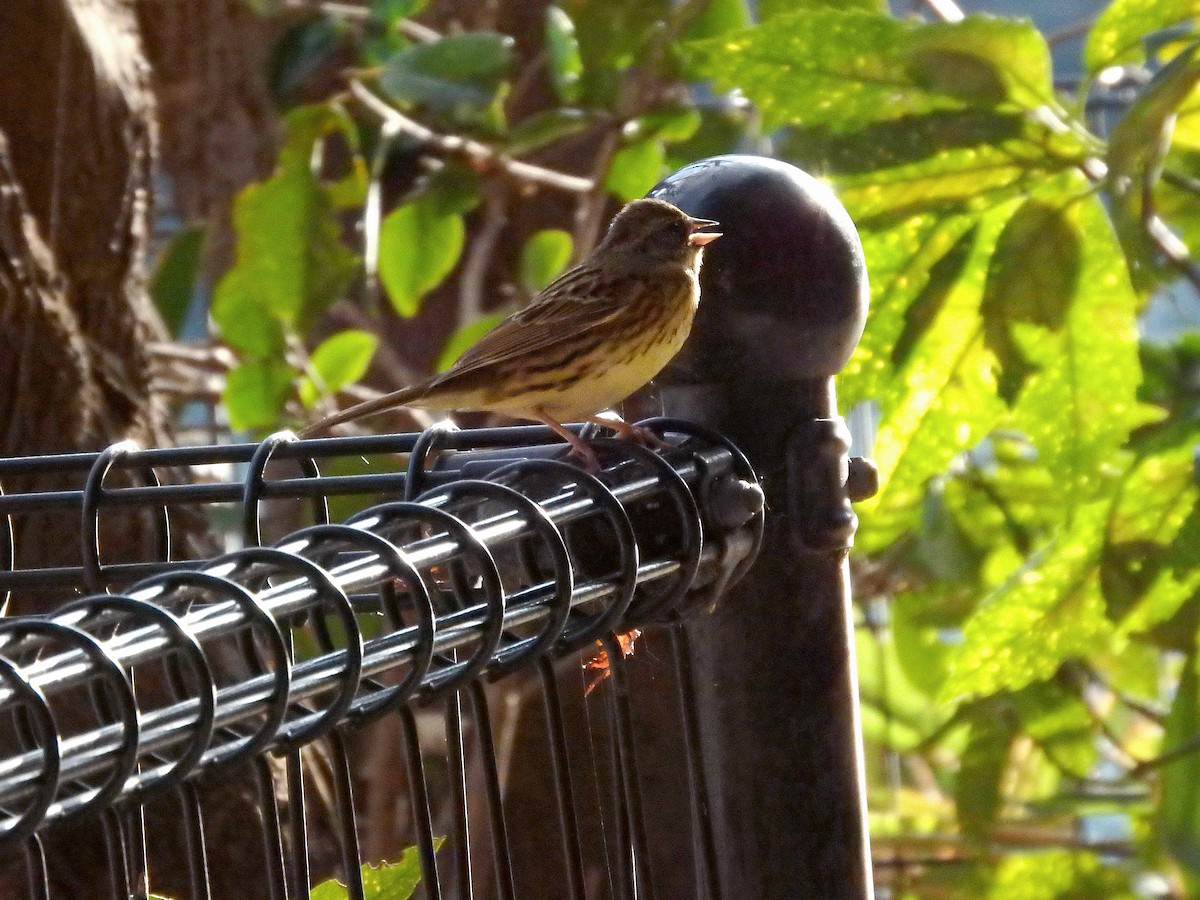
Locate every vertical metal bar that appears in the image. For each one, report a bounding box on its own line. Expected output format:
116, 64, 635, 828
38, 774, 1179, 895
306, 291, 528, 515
668, 622, 722, 900
465, 682, 516, 900
445, 692, 473, 899
327, 728, 365, 900
102, 808, 130, 900
286, 749, 311, 900
398, 705, 442, 900
22, 834, 48, 900
179, 782, 212, 900
252, 756, 290, 900
125, 805, 149, 898
601, 633, 656, 900
536, 657, 586, 900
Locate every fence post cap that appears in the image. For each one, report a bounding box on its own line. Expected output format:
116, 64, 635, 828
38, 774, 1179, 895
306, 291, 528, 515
650, 154, 868, 382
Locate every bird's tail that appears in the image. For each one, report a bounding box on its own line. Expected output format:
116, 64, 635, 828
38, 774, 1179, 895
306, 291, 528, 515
297, 383, 426, 438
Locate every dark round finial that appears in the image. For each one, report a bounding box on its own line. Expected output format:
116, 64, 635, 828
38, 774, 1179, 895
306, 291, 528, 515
650, 155, 868, 381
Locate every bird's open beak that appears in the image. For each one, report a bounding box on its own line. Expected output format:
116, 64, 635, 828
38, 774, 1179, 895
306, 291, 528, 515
687, 216, 721, 247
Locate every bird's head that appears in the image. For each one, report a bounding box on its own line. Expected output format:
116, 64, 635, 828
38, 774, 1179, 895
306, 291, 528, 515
597, 198, 721, 268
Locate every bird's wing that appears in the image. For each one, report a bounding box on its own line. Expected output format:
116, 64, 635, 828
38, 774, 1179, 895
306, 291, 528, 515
428, 265, 642, 386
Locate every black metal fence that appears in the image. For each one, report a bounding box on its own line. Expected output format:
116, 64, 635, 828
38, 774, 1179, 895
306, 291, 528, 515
0, 418, 764, 899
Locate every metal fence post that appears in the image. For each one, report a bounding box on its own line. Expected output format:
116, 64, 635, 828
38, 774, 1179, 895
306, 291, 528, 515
648, 156, 877, 898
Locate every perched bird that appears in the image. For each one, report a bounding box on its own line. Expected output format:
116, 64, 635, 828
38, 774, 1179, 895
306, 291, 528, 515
300, 198, 721, 468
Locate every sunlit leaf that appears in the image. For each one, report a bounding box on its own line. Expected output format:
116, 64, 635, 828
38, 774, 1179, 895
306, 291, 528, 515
1086, 0, 1200, 72
380, 32, 514, 109
311, 840, 438, 900
759, 0, 883, 19
1161, 658, 1200, 878
684, 0, 749, 42
942, 503, 1114, 701
300, 330, 379, 406
520, 230, 573, 293
546, 7, 584, 104
225, 359, 293, 431
985, 850, 1134, 898
436, 313, 507, 372
685, 11, 1054, 131
150, 226, 205, 338
377, 197, 464, 317
981, 199, 1080, 403
605, 138, 665, 201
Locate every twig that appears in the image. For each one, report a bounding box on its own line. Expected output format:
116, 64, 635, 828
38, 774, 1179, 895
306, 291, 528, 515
918, 0, 964, 23
459, 182, 508, 323
348, 80, 594, 194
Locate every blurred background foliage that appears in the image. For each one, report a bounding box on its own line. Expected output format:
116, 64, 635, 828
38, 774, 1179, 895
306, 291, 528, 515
150, 0, 1200, 894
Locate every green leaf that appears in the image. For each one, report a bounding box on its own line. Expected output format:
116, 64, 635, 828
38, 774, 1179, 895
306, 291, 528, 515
311, 841, 437, 900
891, 592, 952, 697
1012, 681, 1097, 778
605, 138, 665, 201
268, 17, 343, 102
546, 7, 584, 104
1086, 0, 1200, 72
212, 106, 361, 351
377, 197, 464, 317
1109, 42, 1200, 179
1002, 187, 1148, 506
520, 230, 573, 293
436, 313, 507, 372
625, 105, 703, 145
563, 0, 670, 104
985, 850, 1134, 898
506, 109, 593, 157
300, 330, 379, 406
684, 0, 750, 42
942, 503, 1114, 702
380, 32, 515, 109
685, 11, 1055, 131
981, 200, 1081, 403
955, 703, 1017, 842
371, 0, 425, 28
150, 226, 205, 338
759, 0, 883, 20
225, 359, 293, 431
1161, 656, 1200, 877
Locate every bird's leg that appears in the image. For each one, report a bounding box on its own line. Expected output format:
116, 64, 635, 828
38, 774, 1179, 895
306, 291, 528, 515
585, 415, 673, 452
535, 411, 601, 473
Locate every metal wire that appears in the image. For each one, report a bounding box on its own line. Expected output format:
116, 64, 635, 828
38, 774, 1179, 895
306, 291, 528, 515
0, 418, 763, 884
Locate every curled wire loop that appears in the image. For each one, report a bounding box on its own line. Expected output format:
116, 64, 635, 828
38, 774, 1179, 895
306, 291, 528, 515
128, 569, 292, 766
345, 501, 506, 696
273, 523, 436, 722
0, 619, 139, 820
488, 459, 640, 652
81, 441, 171, 594
416, 479, 574, 676
216, 546, 363, 747
54, 594, 216, 798
0, 658, 58, 846
590, 437, 704, 623
242, 431, 329, 547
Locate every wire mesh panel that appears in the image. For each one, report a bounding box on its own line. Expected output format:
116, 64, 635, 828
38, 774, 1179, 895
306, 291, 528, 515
0, 419, 763, 899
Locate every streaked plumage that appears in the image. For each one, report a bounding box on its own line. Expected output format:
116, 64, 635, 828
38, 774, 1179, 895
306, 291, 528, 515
300, 198, 720, 463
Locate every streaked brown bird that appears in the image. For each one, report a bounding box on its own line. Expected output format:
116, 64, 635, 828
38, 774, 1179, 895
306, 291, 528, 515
300, 198, 721, 467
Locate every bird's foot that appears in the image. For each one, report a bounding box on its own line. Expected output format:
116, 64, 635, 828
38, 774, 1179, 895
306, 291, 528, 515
586, 416, 673, 452
536, 411, 603, 474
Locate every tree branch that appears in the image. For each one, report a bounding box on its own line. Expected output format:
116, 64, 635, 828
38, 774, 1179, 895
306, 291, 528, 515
348, 80, 594, 194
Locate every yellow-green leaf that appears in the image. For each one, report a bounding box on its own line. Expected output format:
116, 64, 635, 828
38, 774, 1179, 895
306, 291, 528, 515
519, 230, 573, 293
436, 313, 507, 372
225, 359, 293, 431
1086, 0, 1200, 72
300, 330, 379, 406
378, 198, 465, 317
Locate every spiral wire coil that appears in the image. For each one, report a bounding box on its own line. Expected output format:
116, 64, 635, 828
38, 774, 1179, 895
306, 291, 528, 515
0, 418, 762, 899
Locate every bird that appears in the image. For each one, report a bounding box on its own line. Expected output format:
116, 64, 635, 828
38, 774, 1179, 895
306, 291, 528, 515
299, 197, 721, 469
